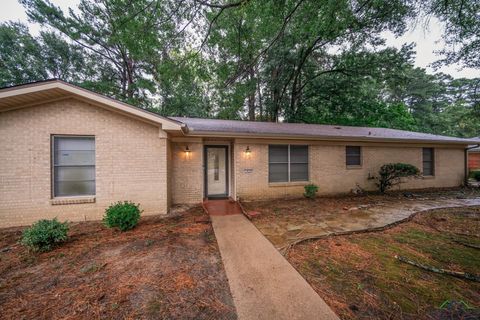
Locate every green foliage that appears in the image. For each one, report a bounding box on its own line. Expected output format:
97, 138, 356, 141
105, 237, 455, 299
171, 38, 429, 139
19, 0, 186, 108
423, 0, 480, 69
0, 0, 476, 137
375, 163, 421, 193
103, 201, 142, 231
304, 184, 319, 199
472, 171, 480, 182
21, 218, 69, 252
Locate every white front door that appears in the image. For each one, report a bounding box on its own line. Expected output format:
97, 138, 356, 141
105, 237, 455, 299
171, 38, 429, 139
206, 146, 228, 197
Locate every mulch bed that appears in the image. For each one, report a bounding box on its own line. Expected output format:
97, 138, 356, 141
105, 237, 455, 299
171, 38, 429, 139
0, 207, 237, 319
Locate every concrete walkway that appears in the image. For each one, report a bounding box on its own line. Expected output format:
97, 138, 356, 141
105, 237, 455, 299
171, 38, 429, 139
211, 214, 339, 320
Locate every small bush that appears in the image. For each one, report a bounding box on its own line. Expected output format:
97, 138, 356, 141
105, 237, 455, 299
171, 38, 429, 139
21, 218, 69, 252
304, 184, 319, 199
473, 171, 480, 182
375, 163, 420, 193
103, 201, 142, 231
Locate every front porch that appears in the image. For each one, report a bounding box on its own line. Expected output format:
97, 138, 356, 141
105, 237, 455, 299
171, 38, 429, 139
170, 137, 239, 205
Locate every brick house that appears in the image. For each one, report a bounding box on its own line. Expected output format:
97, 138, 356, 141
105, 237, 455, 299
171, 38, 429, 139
469, 144, 480, 171
1, 80, 479, 227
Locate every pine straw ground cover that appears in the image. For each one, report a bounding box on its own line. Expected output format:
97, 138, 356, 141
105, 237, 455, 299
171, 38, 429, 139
285, 206, 480, 320
0, 206, 237, 320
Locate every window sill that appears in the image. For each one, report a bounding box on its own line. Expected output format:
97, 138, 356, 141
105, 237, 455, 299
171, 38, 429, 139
346, 165, 362, 170
51, 196, 96, 205
422, 175, 435, 180
268, 181, 310, 187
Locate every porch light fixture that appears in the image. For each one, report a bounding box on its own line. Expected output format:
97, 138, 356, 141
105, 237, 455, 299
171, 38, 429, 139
245, 146, 251, 155
185, 146, 191, 154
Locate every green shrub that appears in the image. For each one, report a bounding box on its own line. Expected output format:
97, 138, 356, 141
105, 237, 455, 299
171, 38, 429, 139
21, 218, 69, 252
473, 171, 480, 182
375, 163, 420, 193
304, 184, 319, 199
103, 201, 142, 231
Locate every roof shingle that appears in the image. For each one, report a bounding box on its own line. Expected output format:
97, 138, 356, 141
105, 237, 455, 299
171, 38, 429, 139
170, 117, 480, 145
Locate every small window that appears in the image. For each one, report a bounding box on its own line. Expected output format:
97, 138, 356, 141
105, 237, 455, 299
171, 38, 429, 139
53, 136, 95, 197
346, 146, 361, 166
422, 148, 434, 176
268, 145, 308, 183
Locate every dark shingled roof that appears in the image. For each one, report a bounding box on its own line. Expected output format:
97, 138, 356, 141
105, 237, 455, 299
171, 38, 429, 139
170, 117, 480, 145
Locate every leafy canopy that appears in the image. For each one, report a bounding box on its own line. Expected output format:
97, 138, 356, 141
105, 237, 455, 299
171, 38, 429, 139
0, 0, 477, 137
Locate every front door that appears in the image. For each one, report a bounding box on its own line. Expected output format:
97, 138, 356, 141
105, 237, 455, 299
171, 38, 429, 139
205, 146, 228, 198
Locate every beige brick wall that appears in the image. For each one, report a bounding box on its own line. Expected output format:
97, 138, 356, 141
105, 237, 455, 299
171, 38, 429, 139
0, 98, 168, 227
170, 141, 204, 204
1, 99, 468, 227
234, 140, 465, 200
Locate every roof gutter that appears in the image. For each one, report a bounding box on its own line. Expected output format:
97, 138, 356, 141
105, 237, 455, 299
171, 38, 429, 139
184, 130, 478, 145
465, 144, 480, 186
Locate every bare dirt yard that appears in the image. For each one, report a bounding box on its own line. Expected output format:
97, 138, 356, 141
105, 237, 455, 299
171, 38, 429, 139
246, 191, 480, 319
0, 206, 237, 320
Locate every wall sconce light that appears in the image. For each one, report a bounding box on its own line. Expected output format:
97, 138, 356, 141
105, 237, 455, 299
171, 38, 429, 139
185, 146, 191, 154
245, 146, 251, 155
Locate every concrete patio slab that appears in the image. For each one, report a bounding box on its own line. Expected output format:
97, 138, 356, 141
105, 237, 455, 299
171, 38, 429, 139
211, 214, 339, 320
251, 196, 480, 248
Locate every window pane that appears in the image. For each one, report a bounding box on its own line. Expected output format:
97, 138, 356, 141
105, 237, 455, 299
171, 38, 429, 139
269, 145, 288, 163
346, 155, 361, 166
55, 150, 95, 166
55, 166, 95, 182
55, 181, 95, 196
55, 137, 95, 151
423, 148, 433, 161
423, 164, 433, 176
346, 146, 361, 156
290, 145, 308, 163
269, 163, 288, 182
290, 163, 308, 181
423, 162, 433, 176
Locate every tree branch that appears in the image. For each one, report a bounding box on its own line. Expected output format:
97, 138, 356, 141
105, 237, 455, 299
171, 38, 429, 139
195, 0, 250, 9
225, 0, 307, 86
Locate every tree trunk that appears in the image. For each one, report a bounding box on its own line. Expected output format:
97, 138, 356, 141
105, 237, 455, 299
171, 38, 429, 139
247, 66, 256, 121
257, 78, 263, 121
271, 66, 281, 122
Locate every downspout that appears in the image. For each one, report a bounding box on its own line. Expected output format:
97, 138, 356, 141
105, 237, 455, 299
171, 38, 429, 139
465, 144, 480, 186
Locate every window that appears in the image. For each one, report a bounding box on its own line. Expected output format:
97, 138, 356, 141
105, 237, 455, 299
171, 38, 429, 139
268, 145, 308, 183
346, 146, 361, 166
53, 136, 95, 197
422, 148, 434, 176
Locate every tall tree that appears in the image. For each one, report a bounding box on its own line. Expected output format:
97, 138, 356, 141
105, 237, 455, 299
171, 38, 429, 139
0, 0, 477, 137
0, 21, 88, 87
422, 0, 480, 69
20, 0, 187, 106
